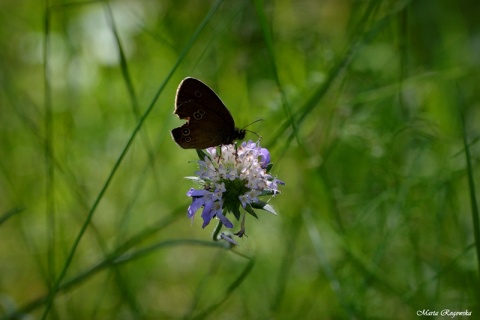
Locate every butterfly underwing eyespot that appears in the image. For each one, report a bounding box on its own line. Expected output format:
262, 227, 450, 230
171, 77, 246, 149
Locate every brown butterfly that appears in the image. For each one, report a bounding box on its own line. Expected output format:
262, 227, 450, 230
171, 77, 246, 149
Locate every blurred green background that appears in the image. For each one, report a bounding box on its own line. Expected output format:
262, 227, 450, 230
1, 0, 479, 319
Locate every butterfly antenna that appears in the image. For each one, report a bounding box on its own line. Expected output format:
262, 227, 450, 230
241, 119, 263, 130
242, 119, 263, 141
245, 129, 262, 141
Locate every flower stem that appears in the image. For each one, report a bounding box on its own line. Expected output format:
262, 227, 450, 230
212, 220, 223, 241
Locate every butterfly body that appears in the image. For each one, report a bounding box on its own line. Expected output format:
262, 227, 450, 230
171, 77, 245, 149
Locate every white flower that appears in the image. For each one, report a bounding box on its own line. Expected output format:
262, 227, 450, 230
185, 141, 283, 236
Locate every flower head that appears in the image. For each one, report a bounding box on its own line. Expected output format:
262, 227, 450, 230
185, 141, 283, 238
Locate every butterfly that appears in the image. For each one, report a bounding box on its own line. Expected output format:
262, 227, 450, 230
171, 77, 245, 149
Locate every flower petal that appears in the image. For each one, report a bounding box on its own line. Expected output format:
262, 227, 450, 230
188, 197, 204, 218
259, 148, 270, 168
187, 188, 207, 197
216, 210, 233, 228
201, 200, 214, 228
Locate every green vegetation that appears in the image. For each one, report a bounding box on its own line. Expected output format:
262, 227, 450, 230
1, 0, 479, 318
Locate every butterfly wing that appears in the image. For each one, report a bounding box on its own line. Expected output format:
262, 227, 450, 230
171, 77, 237, 149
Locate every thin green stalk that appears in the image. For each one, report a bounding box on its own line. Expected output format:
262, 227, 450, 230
104, 1, 161, 197
461, 114, 480, 283
191, 257, 256, 320
42, 0, 56, 298
0, 207, 24, 226
40, 1, 226, 318
5, 238, 227, 320
253, 0, 300, 147
212, 220, 223, 241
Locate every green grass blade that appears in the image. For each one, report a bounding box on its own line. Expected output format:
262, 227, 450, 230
40, 1, 226, 318
253, 0, 300, 148
0, 207, 24, 226
461, 113, 480, 281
